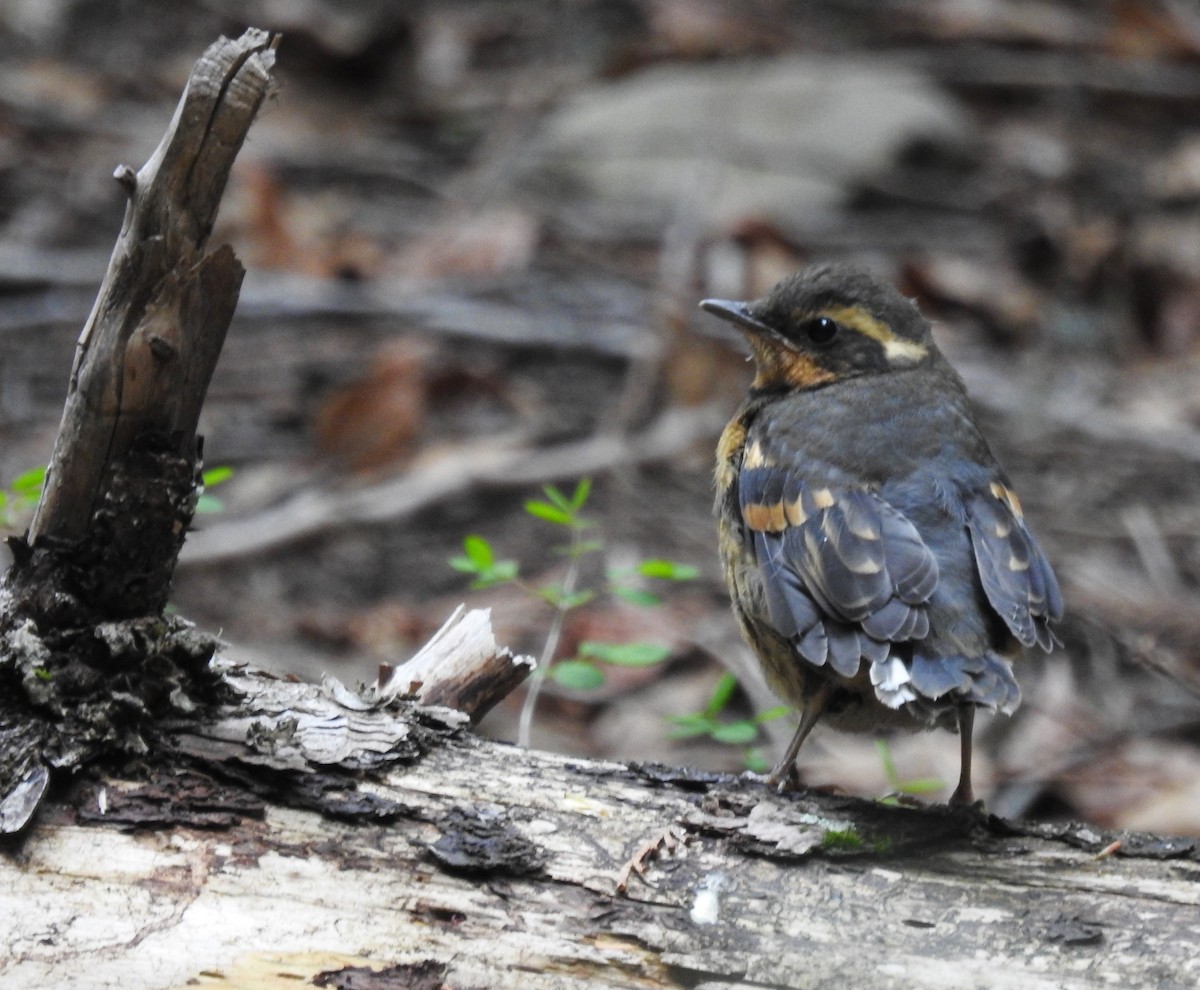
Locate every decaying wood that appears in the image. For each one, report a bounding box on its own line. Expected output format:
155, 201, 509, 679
3, 26, 278, 624
0, 29, 278, 834
2, 659, 1198, 990
372, 605, 536, 723
28, 29, 276, 550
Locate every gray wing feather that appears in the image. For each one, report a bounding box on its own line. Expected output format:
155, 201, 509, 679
740, 469, 939, 678
965, 490, 1062, 651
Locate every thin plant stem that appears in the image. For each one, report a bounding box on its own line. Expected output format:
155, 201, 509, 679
516, 526, 583, 748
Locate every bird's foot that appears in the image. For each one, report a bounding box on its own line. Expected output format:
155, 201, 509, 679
948, 784, 986, 813
763, 756, 807, 793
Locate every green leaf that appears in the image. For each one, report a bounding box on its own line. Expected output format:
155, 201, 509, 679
612, 587, 662, 607
453, 541, 518, 583
471, 559, 518, 588
711, 720, 759, 745
463, 535, 494, 569
705, 672, 739, 716
636, 559, 699, 581
551, 659, 605, 691
524, 499, 573, 525
667, 712, 716, 739
195, 494, 224, 514
201, 465, 234, 488
579, 641, 671, 667
754, 705, 791, 724
542, 485, 574, 513
10, 466, 46, 496
569, 478, 592, 510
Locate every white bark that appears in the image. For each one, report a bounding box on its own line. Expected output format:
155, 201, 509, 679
3, 658, 1197, 990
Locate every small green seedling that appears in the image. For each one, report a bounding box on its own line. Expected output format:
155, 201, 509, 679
1, 464, 232, 529
0, 466, 46, 532
668, 671, 790, 770
195, 466, 235, 514
448, 478, 697, 745
875, 738, 945, 803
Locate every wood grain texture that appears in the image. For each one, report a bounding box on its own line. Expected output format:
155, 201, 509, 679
29, 28, 276, 545
3, 660, 1198, 990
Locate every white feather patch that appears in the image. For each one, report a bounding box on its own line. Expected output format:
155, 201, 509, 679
870, 655, 917, 708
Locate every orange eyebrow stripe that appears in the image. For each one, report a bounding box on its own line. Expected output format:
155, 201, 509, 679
817, 303, 927, 365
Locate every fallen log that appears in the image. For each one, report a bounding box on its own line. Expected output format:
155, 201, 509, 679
3, 653, 1198, 989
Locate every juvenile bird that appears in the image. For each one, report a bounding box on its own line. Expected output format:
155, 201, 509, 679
702, 264, 1061, 804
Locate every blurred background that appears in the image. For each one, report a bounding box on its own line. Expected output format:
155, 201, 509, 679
1, 0, 1199, 830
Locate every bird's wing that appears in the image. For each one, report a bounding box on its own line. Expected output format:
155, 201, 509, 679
964, 481, 1063, 651
738, 463, 938, 679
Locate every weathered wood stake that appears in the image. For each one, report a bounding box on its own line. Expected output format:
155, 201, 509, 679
0, 29, 278, 833
30, 29, 276, 544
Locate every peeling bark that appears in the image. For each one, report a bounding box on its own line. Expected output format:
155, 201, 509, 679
2, 660, 1198, 989
372, 605, 537, 723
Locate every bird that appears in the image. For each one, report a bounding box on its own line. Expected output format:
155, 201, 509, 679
701, 263, 1062, 805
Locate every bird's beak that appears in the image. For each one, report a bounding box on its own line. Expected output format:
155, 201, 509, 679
699, 298, 776, 338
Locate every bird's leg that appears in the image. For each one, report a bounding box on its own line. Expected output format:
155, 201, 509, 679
949, 705, 975, 806
766, 679, 834, 791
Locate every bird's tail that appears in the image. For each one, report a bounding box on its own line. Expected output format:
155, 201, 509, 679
870, 651, 1021, 719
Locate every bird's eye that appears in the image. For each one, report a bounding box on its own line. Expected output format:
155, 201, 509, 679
804, 316, 839, 345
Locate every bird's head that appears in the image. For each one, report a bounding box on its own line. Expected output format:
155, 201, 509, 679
700, 264, 934, 393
